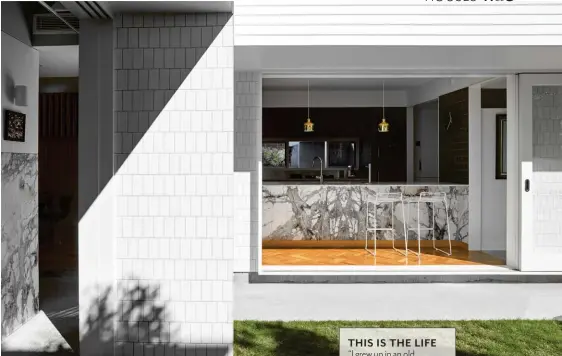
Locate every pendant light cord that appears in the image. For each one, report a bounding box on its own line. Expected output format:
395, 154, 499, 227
382, 80, 385, 119
307, 80, 310, 118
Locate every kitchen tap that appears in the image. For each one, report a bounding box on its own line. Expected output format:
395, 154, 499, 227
346, 166, 353, 178
312, 156, 323, 184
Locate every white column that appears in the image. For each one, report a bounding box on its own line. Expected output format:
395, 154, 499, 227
505, 74, 519, 269
78, 19, 115, 355
468, 84, 482, 251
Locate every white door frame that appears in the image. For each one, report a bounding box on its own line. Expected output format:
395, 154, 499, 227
468, 83, 482, 252
518, 73, 562, 272
505, 75, 520, 270
259, 72, 524, 275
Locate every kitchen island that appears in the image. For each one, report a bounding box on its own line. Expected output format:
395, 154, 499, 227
262, 182, 469, 243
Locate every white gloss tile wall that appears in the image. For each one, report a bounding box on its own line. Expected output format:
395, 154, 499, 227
233, 71, 261, 273
112, 12, 234, 356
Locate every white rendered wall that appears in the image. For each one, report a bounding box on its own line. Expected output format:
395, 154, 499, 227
233, 0, 562, 46
481, 109, 507, 251
111, 12, 234, 355
408, 78, 491, 107
1, 2, 31, 46
1, 32, 39, 154
233, 72, 261, 273
1, 31, 40, 339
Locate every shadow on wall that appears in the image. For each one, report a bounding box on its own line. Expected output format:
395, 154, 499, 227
76, 11, 234, 356
3, 279, 229, 355
81, 11, 234, 223
3, 73, 15, 102
111, 12, 233, 177
89, 280, 228, 355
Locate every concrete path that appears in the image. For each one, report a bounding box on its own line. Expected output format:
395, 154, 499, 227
1, 271, 79, 355
234, 274, 562, 321
1, 311, 73, 354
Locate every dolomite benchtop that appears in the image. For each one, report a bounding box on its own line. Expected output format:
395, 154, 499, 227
263, 181, 465, 185
262, 183, 469, 242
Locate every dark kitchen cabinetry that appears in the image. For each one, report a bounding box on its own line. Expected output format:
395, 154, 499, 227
262, 107, 407, 182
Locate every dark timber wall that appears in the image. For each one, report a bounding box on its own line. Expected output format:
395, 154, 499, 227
439, 88, 469, 184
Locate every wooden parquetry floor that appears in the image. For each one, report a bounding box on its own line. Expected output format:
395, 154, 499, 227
262, 247, 506, 266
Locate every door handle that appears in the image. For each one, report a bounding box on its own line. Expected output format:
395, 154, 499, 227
525, 179, 530, 192
419, 160, 422, 171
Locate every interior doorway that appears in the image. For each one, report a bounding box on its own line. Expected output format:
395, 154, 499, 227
37, 76, 79, 350
413, 100, 439, 183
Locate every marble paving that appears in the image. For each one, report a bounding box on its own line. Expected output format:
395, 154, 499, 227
1, 152, 39, 338
263, 184, 469, 242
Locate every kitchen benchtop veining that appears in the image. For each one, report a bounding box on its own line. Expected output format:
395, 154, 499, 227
262, 183, 469, 242
263, 180, 468, 186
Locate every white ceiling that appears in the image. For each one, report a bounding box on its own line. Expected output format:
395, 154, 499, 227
36, 46, 79, 77
481, 77, 507, 89
235, 46, 562, 74
263, 77, 437, 91
102, 1, 233, 14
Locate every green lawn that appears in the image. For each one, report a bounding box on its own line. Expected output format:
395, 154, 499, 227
235, 320, 562, 356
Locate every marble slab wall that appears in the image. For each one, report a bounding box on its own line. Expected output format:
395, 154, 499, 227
263, 184, 469, 242
1, 153, 39, 338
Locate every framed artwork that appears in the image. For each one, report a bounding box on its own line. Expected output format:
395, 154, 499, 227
495, 114, 507, 179
4, 110, 26, 142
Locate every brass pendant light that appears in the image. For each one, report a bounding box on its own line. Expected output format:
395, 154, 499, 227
304, 79, 314, 132
378, 80, 390, 133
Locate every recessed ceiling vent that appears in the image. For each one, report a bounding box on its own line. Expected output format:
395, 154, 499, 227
33, 11, 80, 35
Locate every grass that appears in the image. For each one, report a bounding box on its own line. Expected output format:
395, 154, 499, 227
235, 320, 562, 356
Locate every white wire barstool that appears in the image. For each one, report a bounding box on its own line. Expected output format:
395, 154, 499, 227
365, 192, 408, 257
406, 191, 453, 258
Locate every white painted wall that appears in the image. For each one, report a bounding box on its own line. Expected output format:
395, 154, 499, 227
481, 109, 507, 251
1, 33, 39, 154
505, 75, 519, 269
233, 0, 562, 46
0, 2, 31, 46
409, 77, 492, 107
263, 89, 408, 108
0, 30, 39, 340
468, 86, 482, 251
